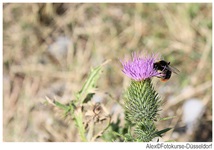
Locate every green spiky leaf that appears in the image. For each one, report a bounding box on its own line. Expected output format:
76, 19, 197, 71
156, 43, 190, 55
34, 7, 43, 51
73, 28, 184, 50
82, 93, 95, 103
76, 60, 110, 104
155, 128, 172, 137
159, 116, 176, 121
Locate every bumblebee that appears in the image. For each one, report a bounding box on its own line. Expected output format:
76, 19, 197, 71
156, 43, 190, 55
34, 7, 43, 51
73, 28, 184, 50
153, 60, 179, 81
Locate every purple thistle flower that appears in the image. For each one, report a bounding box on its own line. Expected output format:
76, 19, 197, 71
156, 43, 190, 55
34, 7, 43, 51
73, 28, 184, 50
121, 52, 161, 81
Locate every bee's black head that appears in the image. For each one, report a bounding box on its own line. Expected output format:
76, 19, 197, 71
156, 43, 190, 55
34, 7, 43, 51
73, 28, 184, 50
154, 60, 171, 71
159, 60, 169, 66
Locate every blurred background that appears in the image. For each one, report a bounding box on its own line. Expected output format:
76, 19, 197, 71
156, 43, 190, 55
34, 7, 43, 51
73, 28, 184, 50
3, 3, 212, 142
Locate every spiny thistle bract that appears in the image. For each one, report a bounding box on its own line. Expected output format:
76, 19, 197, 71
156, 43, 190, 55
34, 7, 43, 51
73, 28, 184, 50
120, 52, 165, 142
125, 79, 161, 123
135, 121, 158, 142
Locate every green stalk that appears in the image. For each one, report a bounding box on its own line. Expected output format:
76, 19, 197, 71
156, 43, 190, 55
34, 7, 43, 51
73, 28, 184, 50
72, 110, 87, 142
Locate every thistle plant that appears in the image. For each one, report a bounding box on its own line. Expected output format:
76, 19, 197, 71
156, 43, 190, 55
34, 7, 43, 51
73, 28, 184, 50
45, 53, 172, 142
120, 52, 171, 142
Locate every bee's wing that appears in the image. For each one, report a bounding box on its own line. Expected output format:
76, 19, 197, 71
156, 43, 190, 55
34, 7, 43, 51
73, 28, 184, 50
168, 65, 180, 74
162, 65, 180, 74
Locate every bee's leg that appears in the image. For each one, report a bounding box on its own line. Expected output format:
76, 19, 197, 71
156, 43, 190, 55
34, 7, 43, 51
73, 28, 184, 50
156, 73, 165, 79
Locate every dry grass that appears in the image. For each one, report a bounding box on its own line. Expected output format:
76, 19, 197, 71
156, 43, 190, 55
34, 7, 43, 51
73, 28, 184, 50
3, 3, 212, 142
